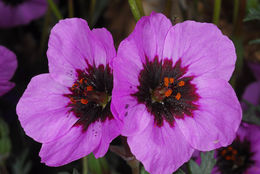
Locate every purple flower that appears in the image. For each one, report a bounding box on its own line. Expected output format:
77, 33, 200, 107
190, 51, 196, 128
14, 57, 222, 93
112, 12, 242, 174
0, 0, 47, 28
16, 18, 121, 166
214, 123, 260, 174
0, 46, 17, 96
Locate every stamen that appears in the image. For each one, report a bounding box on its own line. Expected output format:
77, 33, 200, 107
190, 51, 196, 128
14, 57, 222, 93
164, 77, 169, 87
79, 78, 84, 84
175, 92, 181, 100
70, 97, 76, 104
165, 89, 173, 97
221, 149, 227, 156
227, 146, 233, 151
178, 81, 185, 87
86, 86, 93, 91
80, 98, 88, 104
169, 78, 174, 84
226, 156, 232, 160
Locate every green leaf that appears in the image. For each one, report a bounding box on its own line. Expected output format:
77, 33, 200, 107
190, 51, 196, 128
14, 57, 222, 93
200, 151, 216, 174
244, 6, 260, 21
242, 100, 260, 126
188, 159, 201, 174
189, 151, 216, 174
0, 118, 11, 161
246, 0, 259, 11
249, 39, 260, 44
88, 153, 109, 174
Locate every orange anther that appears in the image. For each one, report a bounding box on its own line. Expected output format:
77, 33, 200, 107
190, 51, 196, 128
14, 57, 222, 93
79, 79, 84, 84
70, 97, 76, 104
169, 78, 174, 84
86, 86, 93, 91
80, 99, 88, 104
164, 77, 169, 87
227, 146, 233, 151
175, 92, 181, 100
221, 149, 227, 156
232, 149, 238, 155
225, 156, 232, 160
71, 83, 78, 90
178, 81, 185, 87
165, 89, 173, 97
231, 155, 236, 161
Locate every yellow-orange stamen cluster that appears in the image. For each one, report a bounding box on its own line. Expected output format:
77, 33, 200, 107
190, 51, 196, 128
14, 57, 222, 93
69, 78, 95, 105
163, 77, 175, 97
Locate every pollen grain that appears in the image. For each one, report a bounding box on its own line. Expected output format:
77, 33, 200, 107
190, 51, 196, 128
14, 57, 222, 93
80, 98, 88, 104
175, 92, 181, 100
165, 89, 173, 97
178, 81, 185, 87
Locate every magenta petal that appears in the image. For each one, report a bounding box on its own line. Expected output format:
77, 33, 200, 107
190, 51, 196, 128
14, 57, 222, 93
16, 74, 78, 143
91, 28, 116, 66
163, 21, 236, 81
47, 18, 90, 86
40, 123, 102, 166
176, 78, 242, 151
128, 122, 194, 174
93, 118, 122, 157
118, 12, 172, 63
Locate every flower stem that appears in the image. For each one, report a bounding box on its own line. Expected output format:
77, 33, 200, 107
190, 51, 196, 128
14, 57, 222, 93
127, 159, 140, 174
68, 0, 74, 18
135, 0, 144, 17
212, 0, 221, 26
233, 0, 239, 26
40, 7, 51, 54
128, 0, 144, 21
82, 156, 88, 174
47, 0, 63, 20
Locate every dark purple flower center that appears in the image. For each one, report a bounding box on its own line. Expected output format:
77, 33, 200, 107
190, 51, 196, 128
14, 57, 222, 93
64, 63, 113, 132
216, 137, 255, 174
2, 0, 24, 6
131, 56, 199, 127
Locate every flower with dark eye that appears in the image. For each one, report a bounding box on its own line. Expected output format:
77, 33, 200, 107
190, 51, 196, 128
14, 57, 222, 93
215, 123, 260, 174
16, 18, 122, 166
112, 12, 242, 174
